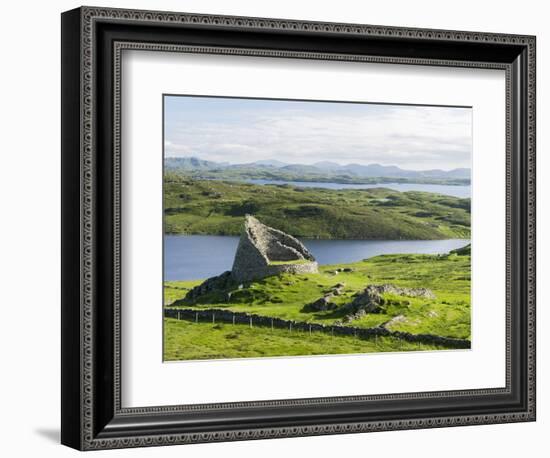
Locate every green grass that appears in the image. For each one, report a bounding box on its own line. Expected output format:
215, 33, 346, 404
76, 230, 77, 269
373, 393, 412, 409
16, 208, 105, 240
164, 177, 470, 240
268, 259, 312, 266
163, 318, 448, 361
164, 281, 193, 305
164, 251, 471, 360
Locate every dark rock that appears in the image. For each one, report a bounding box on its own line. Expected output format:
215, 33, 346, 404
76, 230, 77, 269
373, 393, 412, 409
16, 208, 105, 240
332, 282, 346, 295
185, 271, 233, 301
343, 309, 367, 323
346, 285, 385, 313
343, 284, 435, 316
303, 294, 338, 312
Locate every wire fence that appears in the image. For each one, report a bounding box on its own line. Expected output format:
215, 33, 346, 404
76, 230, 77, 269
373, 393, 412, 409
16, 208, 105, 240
164, 307, 471, 349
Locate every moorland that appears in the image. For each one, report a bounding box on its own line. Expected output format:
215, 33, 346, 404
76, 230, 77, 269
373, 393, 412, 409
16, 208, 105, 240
164, 247, 471, 360
163, 159, 471, 361
164, 173, 471, 240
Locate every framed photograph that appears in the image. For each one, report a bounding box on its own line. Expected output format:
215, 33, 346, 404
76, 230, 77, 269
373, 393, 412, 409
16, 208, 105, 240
61, 6, 536, 450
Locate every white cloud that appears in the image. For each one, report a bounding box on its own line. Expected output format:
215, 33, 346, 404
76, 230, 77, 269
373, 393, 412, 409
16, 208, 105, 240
165, 104, 472, 170
164, 141, 194, 156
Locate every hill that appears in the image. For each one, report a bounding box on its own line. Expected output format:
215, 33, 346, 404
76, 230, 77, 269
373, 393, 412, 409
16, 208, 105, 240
164, 157, 471, 185
164, 251, 471, 360
164, 176, 471, 239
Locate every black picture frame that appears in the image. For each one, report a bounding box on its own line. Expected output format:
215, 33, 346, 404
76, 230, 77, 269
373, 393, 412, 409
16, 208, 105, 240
61, 6, 536, 450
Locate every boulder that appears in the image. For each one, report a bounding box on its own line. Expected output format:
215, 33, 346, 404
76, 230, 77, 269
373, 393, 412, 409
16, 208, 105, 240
304, 294, 338, 312
332, 283, 346, 295
347, 285, 384, 313
344, 283, 435, 315
185, 271, 233, 301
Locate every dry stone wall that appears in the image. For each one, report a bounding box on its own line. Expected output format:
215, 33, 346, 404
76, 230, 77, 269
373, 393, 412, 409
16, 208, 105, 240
231, 215, 318, 282
164, 307, 471, 349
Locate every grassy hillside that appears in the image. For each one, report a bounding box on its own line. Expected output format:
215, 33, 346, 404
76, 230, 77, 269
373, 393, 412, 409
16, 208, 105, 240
164, 251, 471, 360
164, 175, 470, 240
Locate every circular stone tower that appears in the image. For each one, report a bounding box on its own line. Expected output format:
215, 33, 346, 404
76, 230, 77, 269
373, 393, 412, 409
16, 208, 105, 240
231, 215, 318, 282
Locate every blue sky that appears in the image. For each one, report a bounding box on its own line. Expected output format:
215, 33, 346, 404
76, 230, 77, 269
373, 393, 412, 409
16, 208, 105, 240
164, 95, 472, 170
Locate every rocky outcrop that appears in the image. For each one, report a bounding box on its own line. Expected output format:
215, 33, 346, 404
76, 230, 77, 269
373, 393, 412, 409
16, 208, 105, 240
331, 283, 346, 296
450, 243, 471, 256
383, 314, 408, 330
183, 271, 233, 302
344, 284, 435, 314
303, 294, 338, 312
231, 215, 318, 282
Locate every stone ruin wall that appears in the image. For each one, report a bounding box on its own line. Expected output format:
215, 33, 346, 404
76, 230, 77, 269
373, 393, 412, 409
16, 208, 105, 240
231, 229, 268, 274
231, 215, 318, 282
233, 261, 319, 283
261, 226, 315, 262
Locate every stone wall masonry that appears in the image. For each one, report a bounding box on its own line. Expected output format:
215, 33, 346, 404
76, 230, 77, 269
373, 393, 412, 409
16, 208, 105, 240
231, 215, 318, 282
164, 307, 471, 349
232, 260, 319, 283
263, 226, 315, 261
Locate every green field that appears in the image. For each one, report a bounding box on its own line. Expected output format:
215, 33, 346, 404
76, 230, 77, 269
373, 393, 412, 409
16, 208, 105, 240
164, 251, 471, 360
164, 175, 470, 240
164, 318, 450, 361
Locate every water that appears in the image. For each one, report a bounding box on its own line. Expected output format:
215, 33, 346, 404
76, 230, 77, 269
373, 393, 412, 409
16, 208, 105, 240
164, 235, 470, 281
245, 179, 470, 198
301, 239, 470, 265
165, 235, 240, 282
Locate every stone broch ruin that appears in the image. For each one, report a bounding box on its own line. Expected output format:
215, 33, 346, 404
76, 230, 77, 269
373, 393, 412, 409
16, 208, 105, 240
184, 215, 318, 300
231, 215, 318, 282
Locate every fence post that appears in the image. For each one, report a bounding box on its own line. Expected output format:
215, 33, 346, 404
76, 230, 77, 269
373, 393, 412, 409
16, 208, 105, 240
309, 325, 312, 336
195, 312, 198, 323
271, 318, 274, 331
232, 315, 235, 326
249, 317, 252, 328
177, 311, 181, 320
289, 323, 292, 333
212, 312, 215, 324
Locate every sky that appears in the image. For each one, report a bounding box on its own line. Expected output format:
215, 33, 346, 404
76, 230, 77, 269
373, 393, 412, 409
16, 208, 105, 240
164, 95, 472, 171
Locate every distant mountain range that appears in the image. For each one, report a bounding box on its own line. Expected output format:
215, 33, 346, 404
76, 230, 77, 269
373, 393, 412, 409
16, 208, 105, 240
164, 157, 470, 185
